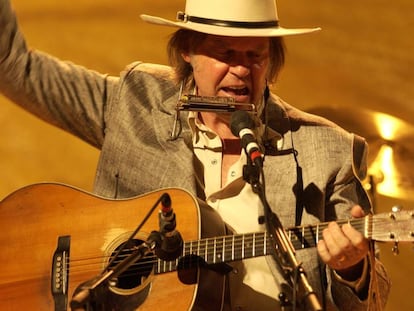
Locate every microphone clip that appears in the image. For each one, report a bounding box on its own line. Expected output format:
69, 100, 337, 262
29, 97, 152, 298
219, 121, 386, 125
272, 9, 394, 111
152, 193, 184, 261
242, 157, 261, 192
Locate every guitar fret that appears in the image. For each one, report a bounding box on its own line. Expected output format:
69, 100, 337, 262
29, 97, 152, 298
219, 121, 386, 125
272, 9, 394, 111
255, 232, 263, 256
252, 233, 255, 257
218, 237, 223, 262
222, 236, 225, 262
242, 234, 245, 259
205, 239, 211, 263
232, 235, 235, 261
254, 233, 259, 256
245, 233, 253, 258
235, 235, 243, 260
157, 259, 163, 274
224, 236, 233, 262
205, 238, 209, 262
209, 238, 217, 264
316, 224, 319, 245
198, 238, 202, 259
213, 238, 217, 263
237, 235, 241, 260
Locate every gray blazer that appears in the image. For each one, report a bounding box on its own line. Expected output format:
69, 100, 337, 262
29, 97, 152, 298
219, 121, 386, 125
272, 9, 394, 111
0, 0, 389, 309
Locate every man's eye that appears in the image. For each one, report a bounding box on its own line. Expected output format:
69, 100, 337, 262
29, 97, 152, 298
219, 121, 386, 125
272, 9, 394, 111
249, 52, 264, 59
218, 50, 232, 56
214, 50, 233, 60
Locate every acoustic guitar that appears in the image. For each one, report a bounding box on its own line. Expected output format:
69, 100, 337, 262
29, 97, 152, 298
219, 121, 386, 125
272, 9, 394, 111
0, 183, 413, 310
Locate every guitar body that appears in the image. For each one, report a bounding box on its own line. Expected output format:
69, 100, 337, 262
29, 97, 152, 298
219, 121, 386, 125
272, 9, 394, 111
0, 183, 203, 310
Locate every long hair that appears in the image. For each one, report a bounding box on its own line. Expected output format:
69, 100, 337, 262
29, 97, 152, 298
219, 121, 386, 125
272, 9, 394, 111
167, 29, 286, 87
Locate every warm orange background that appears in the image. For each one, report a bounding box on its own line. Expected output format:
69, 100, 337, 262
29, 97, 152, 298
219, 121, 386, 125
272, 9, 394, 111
1, 1, 413, 310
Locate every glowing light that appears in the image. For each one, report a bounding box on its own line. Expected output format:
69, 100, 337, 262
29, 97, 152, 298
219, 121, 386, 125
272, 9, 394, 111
369, 144, 401, 198
374, 112, 404, 141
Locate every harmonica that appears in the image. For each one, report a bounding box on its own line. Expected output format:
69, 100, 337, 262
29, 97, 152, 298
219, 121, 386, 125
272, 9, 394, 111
176, 95, 256, 113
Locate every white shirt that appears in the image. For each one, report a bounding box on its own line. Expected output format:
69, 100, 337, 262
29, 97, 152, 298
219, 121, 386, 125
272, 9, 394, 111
188, 112, 281, 301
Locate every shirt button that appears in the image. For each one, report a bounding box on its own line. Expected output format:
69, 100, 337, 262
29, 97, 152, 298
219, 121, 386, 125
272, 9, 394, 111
211, 159, 218, 165
230, 170, 236, 177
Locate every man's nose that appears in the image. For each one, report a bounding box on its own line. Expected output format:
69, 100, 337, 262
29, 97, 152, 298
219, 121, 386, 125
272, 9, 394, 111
229, 55, 251, 78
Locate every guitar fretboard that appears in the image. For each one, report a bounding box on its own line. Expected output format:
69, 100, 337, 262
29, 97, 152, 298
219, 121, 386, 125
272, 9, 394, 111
154, 217, 369, 274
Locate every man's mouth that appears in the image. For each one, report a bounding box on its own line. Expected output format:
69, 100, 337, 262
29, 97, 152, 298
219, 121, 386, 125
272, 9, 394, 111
221, 86, 250, 100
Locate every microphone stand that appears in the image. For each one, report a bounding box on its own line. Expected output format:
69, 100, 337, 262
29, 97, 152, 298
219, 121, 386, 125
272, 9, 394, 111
70, 241, 156, 311
70, 194, 170, 310
243, 156, 322, 311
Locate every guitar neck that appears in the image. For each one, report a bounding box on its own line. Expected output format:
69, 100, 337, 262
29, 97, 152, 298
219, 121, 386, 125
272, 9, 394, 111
154, 217, 369, 274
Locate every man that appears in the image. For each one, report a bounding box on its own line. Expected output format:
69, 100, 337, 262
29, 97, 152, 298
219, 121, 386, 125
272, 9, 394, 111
0, 0, 390, 310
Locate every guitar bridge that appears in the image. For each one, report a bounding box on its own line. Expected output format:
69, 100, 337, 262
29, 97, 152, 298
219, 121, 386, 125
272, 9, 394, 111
51, 235, 71, 311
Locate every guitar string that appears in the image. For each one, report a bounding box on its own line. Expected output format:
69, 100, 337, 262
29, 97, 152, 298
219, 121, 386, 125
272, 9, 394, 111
64, 218, 398, 273
77, 219, 398, 280
58, 218, 406, 280
63, 218, 397, 272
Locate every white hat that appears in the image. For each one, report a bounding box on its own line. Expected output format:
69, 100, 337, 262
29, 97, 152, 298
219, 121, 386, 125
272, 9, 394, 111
140, 0, 320, 37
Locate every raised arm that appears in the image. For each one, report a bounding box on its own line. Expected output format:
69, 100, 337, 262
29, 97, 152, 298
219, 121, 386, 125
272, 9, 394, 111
0, 0, 119, 148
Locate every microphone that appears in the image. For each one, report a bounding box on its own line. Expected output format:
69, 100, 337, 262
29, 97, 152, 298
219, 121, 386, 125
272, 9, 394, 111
230, 110, 263, 167
153, 193, 183, 261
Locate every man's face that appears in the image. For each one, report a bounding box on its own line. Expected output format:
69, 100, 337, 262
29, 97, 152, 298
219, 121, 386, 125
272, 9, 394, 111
182, 35, 270, 108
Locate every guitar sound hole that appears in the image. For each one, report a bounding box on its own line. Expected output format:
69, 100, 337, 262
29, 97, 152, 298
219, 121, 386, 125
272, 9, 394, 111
108, 239, 154, 290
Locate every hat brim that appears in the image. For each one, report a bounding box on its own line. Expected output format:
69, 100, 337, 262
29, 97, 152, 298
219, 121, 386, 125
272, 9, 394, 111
140, 14, 320, 37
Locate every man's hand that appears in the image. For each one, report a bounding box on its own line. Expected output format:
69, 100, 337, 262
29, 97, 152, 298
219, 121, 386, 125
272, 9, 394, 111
317, 205, 369, 280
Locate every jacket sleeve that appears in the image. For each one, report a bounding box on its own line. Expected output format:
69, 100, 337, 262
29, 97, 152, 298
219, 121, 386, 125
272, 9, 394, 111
328, 134, 391, 310
0, 0, 118, 148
